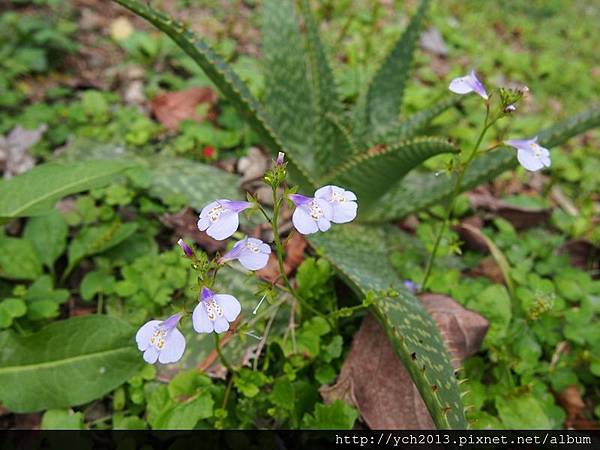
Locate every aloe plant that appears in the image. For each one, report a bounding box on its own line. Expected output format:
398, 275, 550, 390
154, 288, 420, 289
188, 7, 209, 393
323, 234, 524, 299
112, 0, 600, 429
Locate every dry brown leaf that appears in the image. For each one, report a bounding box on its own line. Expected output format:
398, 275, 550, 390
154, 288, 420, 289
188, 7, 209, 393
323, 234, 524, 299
0, 124, 46, 178
321, 294, 488, 429
150, 87, 217, 131
455, 215, 487, 252
257, 232, 306, 284
558, 239, 599, 274
160, 208, 226, 254
468, 191, 550, 229
557, 385, 587, 428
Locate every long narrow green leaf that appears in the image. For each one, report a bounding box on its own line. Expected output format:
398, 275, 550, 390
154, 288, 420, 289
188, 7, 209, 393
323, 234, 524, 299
324, 137, 457, 211
112, 0, 315, 190
262, 0, 318, 177
367, 105, 600, 222
0, 160, 130, 221
353, 0, 429, 141
299, 0, 352, 171
309, 224, 467, 429
370, 97, 460, 145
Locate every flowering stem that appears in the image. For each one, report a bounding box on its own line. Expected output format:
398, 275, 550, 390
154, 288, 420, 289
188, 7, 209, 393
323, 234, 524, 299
269, 185, 334, 327
421, 104, 492, 291
213, 332, 233, 372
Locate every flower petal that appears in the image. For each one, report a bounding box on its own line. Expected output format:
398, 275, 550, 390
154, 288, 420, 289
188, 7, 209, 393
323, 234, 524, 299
158, 328, 186, 364
315, 198, 333, 220
223, 200, 252, 213
197, 217, 210, 231
468, 70, 488, 99
331, 201, 358, 224
214, 294, 241, 322
193, 303, 214, 333
517, 148, 544, 172
221, 238, 246, 261
289, 194, 312, 206
143, 346, 159, 364
239, 250, 270, 270
213, 317, 230, 334
292, 207, 319, 234
136, 320, 161, 351
506, 138, 536, 150
449, 75, 475, 95
317, 217, 331, 232
207, 211, 239, 240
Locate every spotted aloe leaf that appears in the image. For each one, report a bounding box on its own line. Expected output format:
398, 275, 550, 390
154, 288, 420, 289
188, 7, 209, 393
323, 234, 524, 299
322, 137, 457, 212
308, 224, 467, 429
366, 104, 600, 222
112, 0, 314, 190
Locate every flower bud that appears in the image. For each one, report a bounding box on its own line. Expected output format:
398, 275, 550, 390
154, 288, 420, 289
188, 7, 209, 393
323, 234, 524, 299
276, 152, 285, 166
177, 238, 194, 257
504, 104, 516, 113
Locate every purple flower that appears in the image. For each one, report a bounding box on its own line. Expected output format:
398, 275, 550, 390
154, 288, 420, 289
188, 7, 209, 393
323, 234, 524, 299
505, 137, 551, 172
219, 236, 271, 271
136, 313, 186, 364
197, 199, 252, 240
504, 104, 517, 113
193, 287, 241, 334
289, 194, 333, 235
449, 70, 488, 100
314, 185, 358, 224
276, 152, 285, 166
177, 238, 194, 257
403, 280, 419, 294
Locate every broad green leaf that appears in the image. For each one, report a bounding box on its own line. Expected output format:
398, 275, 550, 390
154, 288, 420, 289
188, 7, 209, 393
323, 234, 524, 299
0, 315, 142, 412
299, 0, 351, 171
302, 400, 358, 429
368, 104, 600, 221
0, 237, 42, 280
324, 137, 457, 211
495, 395, 552, 429
0, 160, 130, 221
66, 222, 138, 275
23, 210, 68, 269
262, 0, 317, 177
0, 299, 27, 329
354, 0, 429, 139
112, 0, 314, 190
149, 157, 239, 211
57, 140, 241, 212
309, 224, 467, 429
147, 384, 214, 430
41, 409, 85, 430
25, 275, 70, 321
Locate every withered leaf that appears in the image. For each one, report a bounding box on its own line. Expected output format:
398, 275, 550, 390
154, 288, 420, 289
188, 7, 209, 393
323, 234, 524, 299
150, 87, 217, 131
321, 294, 488, 429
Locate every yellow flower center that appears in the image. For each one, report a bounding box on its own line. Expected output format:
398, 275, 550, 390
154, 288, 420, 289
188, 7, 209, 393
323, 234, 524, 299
531, 143, 543, 158
150, 328, 168, 350
208, 205, 225, 222
245, 241, 260, 253
309, 200, 324, 220
330, 191, 346, 203
205, 298, 223, 321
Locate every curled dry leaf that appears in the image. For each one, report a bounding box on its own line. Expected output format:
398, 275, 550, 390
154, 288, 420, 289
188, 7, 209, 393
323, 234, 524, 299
558, 239, 600, 274
257, 232, 306, 284
556, 385, 587, 428
321, 294, 488, 429
160, 207, 226, 254
150, 87, 218, 131
0, 124, 47, 178
468, 190, 550, 230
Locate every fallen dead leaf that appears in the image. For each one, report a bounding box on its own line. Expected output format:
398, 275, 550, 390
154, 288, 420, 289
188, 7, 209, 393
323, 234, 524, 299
455, 215, 487, 252
468, 191, 550, 229
257, 232, 306, 284
160, 208, 226, 254
237, 147, 268, 183
557, 385, 586, 428
0, 124, 46, 178
558, 239, 600, 274
321, 294, 488, 429
150, 87, 218, 131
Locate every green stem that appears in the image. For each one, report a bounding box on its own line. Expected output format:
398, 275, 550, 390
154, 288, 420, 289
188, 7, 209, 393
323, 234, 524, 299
222, 375, 234, 409
421, 104, 492, 291
213, 333, 233, 372
270, 186, 334, 327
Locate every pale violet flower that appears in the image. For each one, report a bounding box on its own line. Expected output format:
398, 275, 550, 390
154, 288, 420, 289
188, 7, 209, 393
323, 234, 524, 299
177, 238, 193, 257
197, 199, 252, 240
506, 137, 551, 172
276, 151, 285, 166
136, 313, 186, 364
314, 185, 358, 224
449, 70, 488, 100
289, 193, 333, 235
219, 237, 271, 270
403, 280, 420, 294
193, 287, 241, 334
